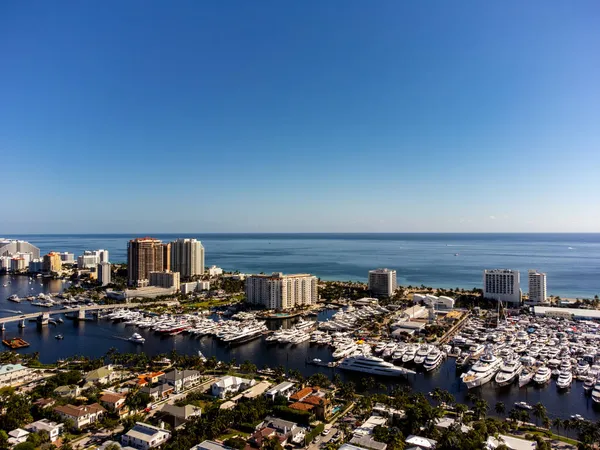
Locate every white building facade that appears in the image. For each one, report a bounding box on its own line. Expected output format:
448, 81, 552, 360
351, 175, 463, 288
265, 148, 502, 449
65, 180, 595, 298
368, 268, 397, 297
170, 238, 204, 278
483, 269, 521, 304
528, 270, 547, 304
246, 273, 318, 310
98, 262, 112, 286
0, 239, 40, 259
149, 271, 181, 290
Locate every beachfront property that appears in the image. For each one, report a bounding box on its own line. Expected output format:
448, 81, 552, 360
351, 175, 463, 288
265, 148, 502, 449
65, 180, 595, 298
121, 422, 171, 450
181, 280, 210, 294
483, 269, 521, 304
368, 268, 397, 297
245, 272, 318, 310
0, 239, 41, 259
53, 403, 106, 429
77, 249, 109, 269
527, 269, 548, 304
207, 265, 223, 276
170, 238, 204, 278
0, 363, 34, 388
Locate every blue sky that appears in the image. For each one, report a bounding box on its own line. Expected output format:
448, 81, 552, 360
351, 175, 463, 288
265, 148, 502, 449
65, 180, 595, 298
1, 1, 599, 233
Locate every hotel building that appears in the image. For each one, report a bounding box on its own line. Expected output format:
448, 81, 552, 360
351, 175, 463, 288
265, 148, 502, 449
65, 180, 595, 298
528, 270, 547, 304
127, 238, 169, 286
483, 269, 521, 304
246, 272, 318, 310
171, 238, 204, 278
368, 268, 397, 297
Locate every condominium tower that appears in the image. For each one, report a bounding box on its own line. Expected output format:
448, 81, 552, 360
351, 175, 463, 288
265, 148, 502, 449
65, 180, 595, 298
127, 238, 169, 286
98, 262, 112, 286
528, 270, 547, 304
483, 269, 521, 304
171, 238, 205, 278
0, 239, 40, 259
246, 272, 318, 310
368, 268, 397, 297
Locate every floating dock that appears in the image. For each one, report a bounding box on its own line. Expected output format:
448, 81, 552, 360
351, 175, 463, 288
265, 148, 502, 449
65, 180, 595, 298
2, 337, 31, 349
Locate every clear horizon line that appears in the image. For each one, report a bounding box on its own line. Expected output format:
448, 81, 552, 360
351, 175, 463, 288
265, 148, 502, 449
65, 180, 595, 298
2, 231, 600, 236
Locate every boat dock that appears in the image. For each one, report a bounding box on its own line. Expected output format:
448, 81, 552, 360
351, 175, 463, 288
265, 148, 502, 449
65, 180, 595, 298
2, 337, 30, 349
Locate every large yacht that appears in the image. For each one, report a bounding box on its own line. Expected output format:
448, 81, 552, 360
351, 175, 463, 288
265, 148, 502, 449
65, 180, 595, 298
592, 382, 600, 405
423, 349, 444, 372
518, 368, 535, 387
461, 348, 502, 389
556, 370, 573, 390
332, 342, 358, 359
414, 345, 434, 365
495, 358, 524, 386
401, 344, 419, 364
533, 366, 552, 385
338, 355, 415, 377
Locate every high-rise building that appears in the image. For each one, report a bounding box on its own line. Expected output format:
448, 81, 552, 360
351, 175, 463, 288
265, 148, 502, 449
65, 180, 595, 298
98, 262, 112, 286
483, 269, 521, 304
127, 238, 167, 286
149, 271, 180, 290
42, 252, 62, 273
246, 272, 318, 310
528, 270, 547, 304
171, 238, 205, 279
59, 252, 75, 264
368, 268, 397, 297
77, 250, 109, 269
10, 258, 27, 272
162, 243, 171, 272
0, 239, 40, 259
29, 259, 43, 273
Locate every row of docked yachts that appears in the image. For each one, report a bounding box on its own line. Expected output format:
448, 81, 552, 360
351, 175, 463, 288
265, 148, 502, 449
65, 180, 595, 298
318, 304, 390, 331
265, 319, 317, 345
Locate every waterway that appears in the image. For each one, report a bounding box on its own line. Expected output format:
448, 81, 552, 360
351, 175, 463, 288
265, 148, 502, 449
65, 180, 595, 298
1, 274, 599, 424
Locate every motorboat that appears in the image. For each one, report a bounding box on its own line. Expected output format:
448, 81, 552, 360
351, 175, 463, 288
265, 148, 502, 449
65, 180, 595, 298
533, 366, 552, 385
7, 295, 20, 303
338, 355, 415, 377
592, 382, 600, 405
495, 358, 524, 386
583, 377, 595, 394
556, 370, 573, 390
414, 345, 434, 365
461, 348, 503, 389
423, 349, 445, 372
514, 401, 533, 411
401, 344, 419, 364
129, 333, 146, 344
55, 334, 64, 340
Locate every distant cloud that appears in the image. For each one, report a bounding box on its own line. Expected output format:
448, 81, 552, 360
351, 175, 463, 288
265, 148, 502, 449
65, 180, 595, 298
489, 215, 496, 220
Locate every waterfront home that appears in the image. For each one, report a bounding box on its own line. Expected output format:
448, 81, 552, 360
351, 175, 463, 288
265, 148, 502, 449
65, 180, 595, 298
353, 416, 388, 438
136, 371, 165, 387
85, 365, 118, 385
54, 385, 81, 398
341, 445, 378, 450
264, 381, 295, 401
7, 429, 29, 446
0, 364, 34, 388
121, 422, 171, 450
163, 369, 202, 393
190, 441, 234, 450
210, 375, 255, 399
404, 435, 437, 450
141, 383, 174, 401
372, 403, 405, 423
485, 434, 536, 450
248, 417, 302, 449
349, 436, 387, 450
25, 419, 64, 442
100, 392, 126, 411
159, 404, 201, 428
289, 387, 332, 421
53, 403, 106, 429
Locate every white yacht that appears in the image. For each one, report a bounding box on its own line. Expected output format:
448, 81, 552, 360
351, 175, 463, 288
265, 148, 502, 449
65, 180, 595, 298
592, 382, 600, 405
373, 342, 387, 354
338, 355, 415, 377
461, 349, 503, 389
533, 366, 552, 385
401, 344, 419, 364
414, 345, 434, 365
332, 342, 358, 359
392, 345, 407, 361
423, 349, 444, 372
129, 333, 145, 344
556, 370, 573, 390
495, 358, 524, 386
583, 377, 595, 393
518, 368, 535, 387
7, 294, 20, 303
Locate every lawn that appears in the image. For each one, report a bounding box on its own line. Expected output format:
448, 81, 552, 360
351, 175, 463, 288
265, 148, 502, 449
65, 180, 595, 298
217, 429, 250, 440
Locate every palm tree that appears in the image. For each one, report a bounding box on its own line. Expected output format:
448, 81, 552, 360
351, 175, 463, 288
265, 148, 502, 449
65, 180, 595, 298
473, 398, 488, 420
495, 401, 506, 416
532, 402, 547, 426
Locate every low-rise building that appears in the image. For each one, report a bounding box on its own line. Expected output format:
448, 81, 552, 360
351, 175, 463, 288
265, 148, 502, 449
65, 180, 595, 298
85, 365, 118, 384
54, 403, 106, 429
191, 441, 234, 450
413, 294, 455, 310
121, 422, 171, 450
100, 392, 127, 411
485, 434, 536, 450
404, 435, 437, 450
211, 375, 255, 399
54, 385, 81, 397
349, 436, 387, 450
149, 271, 180, 290
163, 369, 202, 393
0, 363, 34, 388
7, 429, 29, 445
141, 383, 174, 401
353, 415, 388, 438
264, 381, 295, 400
26, 419, 64, 442
160, 404, 201, 428
181, 281, 211, 294
207, 266, 223, 276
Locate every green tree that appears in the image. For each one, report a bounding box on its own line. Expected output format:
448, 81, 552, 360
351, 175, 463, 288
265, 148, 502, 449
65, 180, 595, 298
308, 372, 330, 388
104, 444, 121, 450
552, 418, 562, 437
261, 436, 282, 450
0, 430, 9, 450
532, 402, 547, 426
14, 443, 36, 450
26, 433, 42, 448
495, 402, 505, 416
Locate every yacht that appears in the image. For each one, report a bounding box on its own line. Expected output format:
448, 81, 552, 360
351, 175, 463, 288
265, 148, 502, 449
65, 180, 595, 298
7, 295, 20, 303
401, 345, 419, 364
515, 401, 533, 411
461, 349, 503, 389
338, 355, 415, 377
495, 358, 524, 386
332, 342, 358, 359
592, 382, 600, 405
414, 345, 434, 365
374, 342, 387, 354
518, 368, 535, 387
583, 377, 595, 394
392, 345, 407, 361
129, 333, 145, 344
556, 370, 573, 390
423, 349, 444, 372
533, 366, 552, 385
54, 334, 64, 340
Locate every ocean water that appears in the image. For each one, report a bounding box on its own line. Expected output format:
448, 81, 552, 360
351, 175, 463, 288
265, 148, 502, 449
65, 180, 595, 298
3, 233, 599, 298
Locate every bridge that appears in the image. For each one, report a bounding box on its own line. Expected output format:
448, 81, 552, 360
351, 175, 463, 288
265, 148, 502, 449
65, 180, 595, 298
0, 301, 178, 328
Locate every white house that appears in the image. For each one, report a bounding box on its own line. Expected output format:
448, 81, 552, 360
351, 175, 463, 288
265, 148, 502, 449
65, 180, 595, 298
0, 364, 34, 388
207, 266, 223, 276
7, 429, 29, 445
211, 376, 255, 399
405, 435, 437, 450
191, 441, 235, 450
26, 419, 64, 442
264, 381, 295, 401
485, 434, 536, 450
53, 403, 106, 429
121, 422, 171, 450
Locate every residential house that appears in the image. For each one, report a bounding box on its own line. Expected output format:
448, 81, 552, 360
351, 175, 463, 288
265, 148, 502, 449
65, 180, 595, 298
34, 398, 56, 409
121, 422, 171, 450
288, 387, 332, 420
141, 383, 174, 401
349, 437, 387, 450
7, 429, 29, 446
341, 445, 372, 450
85, 365, 118, 385
248, 417, 302, 449
210, 376, 255, 399
54, 385, 81, 398
405, 435, 437, 450
26, 419, 64, 442
163, 369, 202, 393
53, 403, 106, 429
160, 404, 201, 429
0, 364, 34, 388
353, 416, 388, 438
264, 381, 295, 401
485, 434, 537, 450
100, 392, 126, 412
137, 372, 165, 387
190, 441, 234, 450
